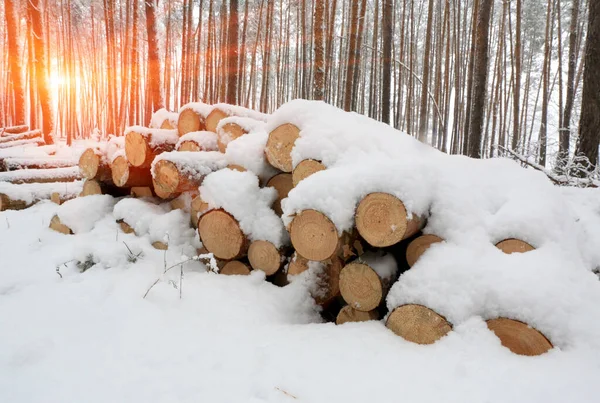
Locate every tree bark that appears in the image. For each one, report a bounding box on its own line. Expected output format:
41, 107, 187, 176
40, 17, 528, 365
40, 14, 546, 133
381, 0, 393, 124
145, 0, 163, 123
418, 0, 435, 143
313, 0, 325, 100
4, 0, 26, 125
227, 0, 239, 104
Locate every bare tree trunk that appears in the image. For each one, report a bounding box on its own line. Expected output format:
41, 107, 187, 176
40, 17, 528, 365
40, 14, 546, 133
4, 0, 26, 125
418, 0, 435, 143
462, 0, 480, 154
145, 0, 163, 123
538, 0, 553, 167
381, 0, 393, 124
511, 0, 522, 150
129, 0, 139, 124
313, 0, 325, 100
226, 0, 239, 104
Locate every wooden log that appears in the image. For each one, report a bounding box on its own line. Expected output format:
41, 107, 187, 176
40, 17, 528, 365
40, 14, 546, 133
176, 131, 219, 152
190, 194, 210, 228
495, 239, 535, 254
1, 125, 29, 134
220, 260, 252, 275
0, 129, 42, 144
124, 128, 178, 168
286, 252, 343, 306
292, 159, 325, 187
79, 148, 112, 182
0, 181, 82, 211
486, 318, 552, 356
111, 155, 153, 188
152, 241, 169, 250
265, 123, 300, 172
4, 157, 77, 171
207, 105, 268, 133
198, 210, 248, 260
117, 219, 135, 234
0, 166, 81, 184
49, 215, 73, 235
0, 193, 28, 210
177, 140, 202, 152
355, 192, 423, 247
336, 305, 379, 325
287, 252, 310, 276
131, 187, 154, 198
386, 304, 452, 344
217, 122, 247, 152
152, 159, 201, 197
0, 138, 45, 149
266, 173, 293, 215
289, 209, 339, 261
248, 240, 283, 275
205, 108, 229, 133
178, 107, 208, 136
80, 179, 103, 196
406, 234, 444, 267
339, 253, 397, 311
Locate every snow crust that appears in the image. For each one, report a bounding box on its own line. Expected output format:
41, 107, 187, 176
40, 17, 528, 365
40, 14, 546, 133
0, 180, 84, 204
150, 108, 178, 129
0, 166, 82, 183
358, 251, 398, 281
224, 129, 278, 181
151, 151, 227, 180
216, 116, 266, 151
124, 126, 179, 147
176, 131, 218, 151
3, 157, 78, 170
56, 195, 116, 234
179, 102, 214, 118
211, 103, 269, 122
200, 169, 289, 247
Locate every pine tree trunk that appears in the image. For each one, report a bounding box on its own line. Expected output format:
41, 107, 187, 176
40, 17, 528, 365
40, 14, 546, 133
227, 0, 239, 104
4, 0, 26, 125
538, 0, 553, 167
145, 0, 163, 121
512, 0, 522, 150
381, 0, 393, 124
313, 0, 325, 100
418, 0, 435, 143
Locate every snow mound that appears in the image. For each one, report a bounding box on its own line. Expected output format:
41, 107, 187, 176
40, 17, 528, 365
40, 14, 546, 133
176, 131, 218, 151
55, 195, 116, 233
179, 102, 214, 117
150, 108, 178, 129
124, 126, 179, 147
224, 129, 278, 181
0, 180, 84, 204
200, 169, 289, 247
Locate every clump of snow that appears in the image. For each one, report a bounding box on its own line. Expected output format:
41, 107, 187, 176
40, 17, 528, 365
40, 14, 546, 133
200, 169, 289, 247
124, 126, 179, 147
55, 195, 116, 234
0, 166, 82, 183
0, 180, 84, 204
3, 157, 78, 170
104, 135, 125, 163
113, 198, 170, 235
224, 129, 278, 181
179, 102, 214, 118
151, 151, 227, 180
357, 251, 398, 281
176, 131, 218, 151
150, 108, 178, 129
148, 209, 197, 246
211, 103, 269, 122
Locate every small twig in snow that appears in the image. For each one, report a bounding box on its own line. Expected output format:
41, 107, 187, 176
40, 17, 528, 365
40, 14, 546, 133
274, 387, 297, 400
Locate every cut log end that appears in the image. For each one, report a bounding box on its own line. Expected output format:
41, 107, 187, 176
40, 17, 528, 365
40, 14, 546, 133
339, 262, 384, 312
160, 120, 176, 130
0, 194, 27, 211
118, 220, 135, 234
49, 215, 73, 235
206, 108, 229, 133
125, 131, 149, 167
131, 187, 154, 198
178, 108, 205, 136
217, 122, 247, 153
152, 241, 168, 250
486, 318, 553, 356
81, 179, 103, 196
355, 192, 421, 247
265, 123, 300, 172
177, 140, 202, 152
292, 159, 326, 187
153, 160, 181, 197
495, 239, 535, 254
248, 240, 281, 275
386, 304, 452, 345
198, 210, 247, 260
79, 148, 101, 179
266, 173, 293, 216
220, 260, 252, 276
50, 192, 62, 205
190, 195, 210, 228
406, 234, 444, 267
111, 155, 130, 187
287, 252, 309, 276
336, 305, 379, 325
289, 209, 339, 262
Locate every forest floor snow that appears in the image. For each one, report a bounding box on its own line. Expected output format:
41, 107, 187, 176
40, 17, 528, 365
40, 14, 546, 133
1, 201, 599, 403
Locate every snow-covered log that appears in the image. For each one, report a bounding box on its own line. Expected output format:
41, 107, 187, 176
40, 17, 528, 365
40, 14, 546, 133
292, 159, 325, 187
406, 234, 444, 267
385, 304, 452, 345
486, 318, 553, 356
220, 260, 252, 275
205, 103, 268, 134
216, 116, 266, 153
111, 154, 153, 188
1, 125, 29, 134
0, 166, 82, 184
150, 108, 178, 130
124, 126, 178, 168
190, 194, 210, 228
287, 253, 343, 307
151, 151, 227, 199
224, 130, 278, 183
265, 173, 293, 216
49, 195, 115, 235
265, 123, 299, 172
339, 252, 398, 312
0, 138, 44, 149
336, 305, 379, 325
175, 131, 218, 152
495, 238, 535, 254
79, 147, 112, 182
0, 129, 42, 144
247, 240, 285, 275
0, 180, 83, 211
177, 102, 214, 136
3, 156, 77, 171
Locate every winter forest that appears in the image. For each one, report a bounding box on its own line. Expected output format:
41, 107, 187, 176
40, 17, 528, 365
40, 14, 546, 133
1, 0, 599, 179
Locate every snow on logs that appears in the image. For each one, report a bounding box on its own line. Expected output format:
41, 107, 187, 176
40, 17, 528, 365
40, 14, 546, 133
406, 234, 444, 267
0, 129, 42, 144
49, 195, 115, 235
204, 103, 268, 134
79, 136, 124, 183
0, 180, 83, 211
486, 318, 553, 356
151, 151, 227, 199
111, 153, 153, 188
292, 159, 325, 187
286, 253, 343, 307
0, 166, 82, 185
0, 125, 29, 134
124, 127, 178, 168
177, 102, 214, 136
150, 108, 179, 130
216, 116, 266, 153
495, 238, 535, 254
176, 131, 218, 152
3, 156, 77, 171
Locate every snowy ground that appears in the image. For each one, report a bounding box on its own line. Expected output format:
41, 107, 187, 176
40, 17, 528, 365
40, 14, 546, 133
1, 201, 600, 403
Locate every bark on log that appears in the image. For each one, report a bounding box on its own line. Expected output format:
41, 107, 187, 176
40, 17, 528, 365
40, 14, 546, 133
1, 125, 29, 134
220, 260, 252, 275
0, 129, 42, 144
0, 138, 45, 149
0, 166, 81, 184
406, 234, 444, 267
198, 209, 248, 260
336, 305, 379, 325
355, 192, 424, 247
386, 304, 452, 344
266, 173, 293, 215
486, 318, 553, 356
190, 194, 210, 228
217, 122, 247, 152
4, 157, 77, 171
265, 123, 300, 172
111, 155, 153, 188
248, 240, 283, 275
125, 130, 176, 168
49, 215, 73, 235
495, 238, 535, 254
292, 159, 325, 187
178, 108, 207, 136
79, 148, 112, 182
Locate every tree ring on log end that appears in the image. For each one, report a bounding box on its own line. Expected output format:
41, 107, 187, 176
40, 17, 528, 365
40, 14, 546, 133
266, 173, 293, 215
220, 260, 251, 275
205, 109, 229, 133
111, 156, 130, 187
265, 123, 300, 172
178, 108, 205, 136
49, 215, 73, 235
287, 252, 309, 276
248, 240, 281, 275
495, 239, 535, 254
486, 318, 553, 356
153, 160, 180, 196
198, 210, 247, 260
290, 209, 339, 262
79, 148, 100, 179
217, 122, 246, 152
339, 262, 383, 311
177, 141, 201, 152
82, 179, 102, 196
406, 234, 444, 267
292, 159, 326, 187
160, 120, 176, 130
355, 192, 412, 247
336, 305, 379, 325
125, 131, 149, 167
386, 304, 452, 345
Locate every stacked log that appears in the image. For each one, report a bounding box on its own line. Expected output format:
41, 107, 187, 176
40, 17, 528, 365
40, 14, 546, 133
486, 318, 553, 356
292, 159, 325, 187
0, 125, 29, 134
111, 154, 153, 188
266, 173, 293, 216
0, 181, 82, 211
150, 108, 179, 130
79, 147, 113, 183
495, 238, 535, 254
406, 234, 443, 267
0, 138, 45, 149
124, 127, 179, 169
336, 306, 379, 325
0, 166, 82, 184
265, 123, 300, 172
385, 304, 453, 345
176, 131, 218, 152
0, 129, 42, 145
204, 103, 268, 133
216, 116, 266, 153
177, 102, 214, 136
199, 210, 248, 260
3, 156, 77, 171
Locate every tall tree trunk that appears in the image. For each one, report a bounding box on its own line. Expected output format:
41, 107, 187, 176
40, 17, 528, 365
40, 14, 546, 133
145, 0, 163, 123
575, 0, 600, 168
313, 0, 325, 100
129, 0, 139, 124
381, 0, 393, 124
418, 0, 435, 143
511, 0, 522, 150
4, 0, 26, 125
343, 0, 359, 111
538, 0, 553, 167
467, 0, 493, 159
226, 0, 239, 104
462, 0, 480, 154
